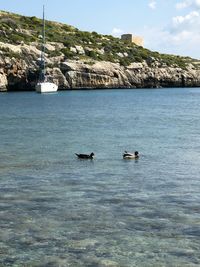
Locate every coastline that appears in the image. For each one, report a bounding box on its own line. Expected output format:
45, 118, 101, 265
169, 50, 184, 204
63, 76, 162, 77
1, 59, 200, 92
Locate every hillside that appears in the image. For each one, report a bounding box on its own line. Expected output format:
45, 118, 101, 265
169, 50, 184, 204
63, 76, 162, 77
0, 10, 200, 91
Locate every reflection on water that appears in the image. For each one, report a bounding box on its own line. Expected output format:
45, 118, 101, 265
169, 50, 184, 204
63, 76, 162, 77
0, 88, 200, 266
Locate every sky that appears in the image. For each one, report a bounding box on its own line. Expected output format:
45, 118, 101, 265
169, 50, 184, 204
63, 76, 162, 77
1, 0, 200, 59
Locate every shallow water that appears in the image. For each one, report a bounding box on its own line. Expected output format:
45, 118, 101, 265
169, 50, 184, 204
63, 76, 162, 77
0, 88, 200, 266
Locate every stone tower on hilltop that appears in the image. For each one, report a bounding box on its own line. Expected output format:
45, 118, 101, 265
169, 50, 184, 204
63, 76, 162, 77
121, 34, 144, 47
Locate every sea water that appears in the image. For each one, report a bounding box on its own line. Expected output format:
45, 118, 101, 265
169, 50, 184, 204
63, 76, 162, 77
0, 88, 200, 266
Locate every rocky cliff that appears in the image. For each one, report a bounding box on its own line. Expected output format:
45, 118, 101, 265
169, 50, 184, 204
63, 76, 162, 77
1, 43, 200, 92
0, 10, 200, 91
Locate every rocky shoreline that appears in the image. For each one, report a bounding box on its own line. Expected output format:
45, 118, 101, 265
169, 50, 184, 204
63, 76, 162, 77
1, 42, 200, 92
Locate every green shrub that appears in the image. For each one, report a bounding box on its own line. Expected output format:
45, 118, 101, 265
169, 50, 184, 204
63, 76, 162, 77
86, 50, 98, 60
62, 24, 74, 32
48, 50, 62, 57
63, 39, 74, 48
0, 17, 18, 29
61, 48, 75, 59
119, 57, 131, 66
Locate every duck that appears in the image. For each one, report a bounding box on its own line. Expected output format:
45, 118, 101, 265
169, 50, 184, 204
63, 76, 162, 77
75, 152, 95, 159
123, 151, 139, 159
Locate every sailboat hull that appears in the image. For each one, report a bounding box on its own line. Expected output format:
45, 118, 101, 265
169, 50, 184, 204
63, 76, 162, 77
36, 82, 58, 93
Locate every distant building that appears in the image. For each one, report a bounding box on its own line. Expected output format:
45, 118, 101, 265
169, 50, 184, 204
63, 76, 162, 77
121, 34, 144, 47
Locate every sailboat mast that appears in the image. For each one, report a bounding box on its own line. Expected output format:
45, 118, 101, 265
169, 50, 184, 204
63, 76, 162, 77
42, 5, 46, 79
39, 5, 46, 82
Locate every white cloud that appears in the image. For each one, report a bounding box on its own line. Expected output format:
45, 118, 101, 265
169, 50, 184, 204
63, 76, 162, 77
176, 0, 200, 9
172, 30, 191, 42
172, 5, 200, 58
111, 28, 123, 36
195, 0, 200, 7
148, 0, 156, 9
172, 11, 199, 28
176, 0, 191, 9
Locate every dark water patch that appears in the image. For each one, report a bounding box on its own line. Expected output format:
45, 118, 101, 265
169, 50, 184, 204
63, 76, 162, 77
139, 211, 166, 219
29, 196, 62, 203
1, 258, 17, 266
186, 206, 200, 214
101, 198, 125, 204
182, 227, 200, 237
168, 250, 200, 265
55, 178, 84, 186
125, 219, 168, 233
161, 195, 192, 206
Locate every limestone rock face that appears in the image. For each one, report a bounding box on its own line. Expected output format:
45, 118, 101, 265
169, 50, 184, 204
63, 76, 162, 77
60, 60, 200, 89
0, 68, 7, 91
60, 61, 130, 88
51, 67, 70, 89
0, 41, 200, 91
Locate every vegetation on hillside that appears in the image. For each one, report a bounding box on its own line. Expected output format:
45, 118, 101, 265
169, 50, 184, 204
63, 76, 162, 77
0, 10, 199, 69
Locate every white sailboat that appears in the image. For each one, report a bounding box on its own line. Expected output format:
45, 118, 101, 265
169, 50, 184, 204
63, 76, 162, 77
35, 6, 58, 93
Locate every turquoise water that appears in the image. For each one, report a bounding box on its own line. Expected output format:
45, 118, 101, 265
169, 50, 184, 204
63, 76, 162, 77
0, 88, 200, 266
